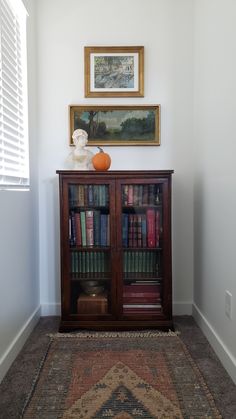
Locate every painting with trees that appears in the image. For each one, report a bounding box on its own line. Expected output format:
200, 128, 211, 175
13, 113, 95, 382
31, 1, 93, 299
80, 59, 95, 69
84, 46, 144, 97
69, 105, 160, 146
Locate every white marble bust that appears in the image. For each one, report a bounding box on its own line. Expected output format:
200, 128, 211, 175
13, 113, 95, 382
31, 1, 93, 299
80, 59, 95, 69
67, 129, 94, 170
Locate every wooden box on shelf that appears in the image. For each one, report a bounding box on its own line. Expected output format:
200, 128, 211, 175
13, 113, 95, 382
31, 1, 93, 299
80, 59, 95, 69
57, 170, 174, 331
77, 293, 108, 315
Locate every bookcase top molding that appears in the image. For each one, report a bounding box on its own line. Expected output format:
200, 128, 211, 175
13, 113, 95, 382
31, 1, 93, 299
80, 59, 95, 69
56, 170, 174, 176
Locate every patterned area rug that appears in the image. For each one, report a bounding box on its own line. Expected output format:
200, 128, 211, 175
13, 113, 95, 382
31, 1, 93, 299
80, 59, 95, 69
22, 332, 221, 418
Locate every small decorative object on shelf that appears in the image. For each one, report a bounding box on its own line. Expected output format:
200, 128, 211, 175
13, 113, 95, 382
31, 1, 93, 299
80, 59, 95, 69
56, 170, 174, 331
92, 147, 111, 171
67, 129, 94, 170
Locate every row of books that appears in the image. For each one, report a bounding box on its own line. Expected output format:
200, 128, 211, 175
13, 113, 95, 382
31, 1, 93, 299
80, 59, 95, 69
69, 210, 110, 247
71, 251, 110, 274
123, 251, 160, 275
122, 209, 161, 248
69, 184, 109, 208
122, 184, 162, 206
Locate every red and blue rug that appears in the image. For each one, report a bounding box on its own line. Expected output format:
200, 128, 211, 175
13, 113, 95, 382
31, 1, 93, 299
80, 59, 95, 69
22, 332, 221, 418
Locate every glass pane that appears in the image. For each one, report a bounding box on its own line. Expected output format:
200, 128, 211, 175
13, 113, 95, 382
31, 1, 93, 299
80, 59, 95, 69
122, 183, 163, 315
68, 183, 111, 315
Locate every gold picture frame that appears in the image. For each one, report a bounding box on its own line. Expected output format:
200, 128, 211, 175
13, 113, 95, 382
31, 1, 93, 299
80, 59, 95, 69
69, 105, 160, 146
84, 46, 144, 97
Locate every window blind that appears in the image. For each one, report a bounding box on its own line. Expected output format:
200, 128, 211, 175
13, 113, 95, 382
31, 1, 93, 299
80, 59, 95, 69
0, 0, 29, 188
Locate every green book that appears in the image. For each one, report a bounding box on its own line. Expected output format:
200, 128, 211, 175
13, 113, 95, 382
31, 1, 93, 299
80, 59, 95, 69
80, 211, 86, 246
86, 252, 90, 273
82, 252, 86, 273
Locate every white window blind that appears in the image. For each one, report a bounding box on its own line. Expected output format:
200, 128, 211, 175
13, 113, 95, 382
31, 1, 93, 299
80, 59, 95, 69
0, 0, 29, 188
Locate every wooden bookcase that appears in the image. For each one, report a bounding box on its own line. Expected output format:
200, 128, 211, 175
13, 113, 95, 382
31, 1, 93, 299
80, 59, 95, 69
56, 170, 174, 331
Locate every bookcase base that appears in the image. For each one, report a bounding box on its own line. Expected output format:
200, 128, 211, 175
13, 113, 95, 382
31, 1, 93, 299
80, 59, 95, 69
59, 319, 175, 333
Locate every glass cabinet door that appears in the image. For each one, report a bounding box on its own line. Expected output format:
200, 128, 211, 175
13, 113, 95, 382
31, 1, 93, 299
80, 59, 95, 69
120, 182, 163, 316
67, 182, 113, 316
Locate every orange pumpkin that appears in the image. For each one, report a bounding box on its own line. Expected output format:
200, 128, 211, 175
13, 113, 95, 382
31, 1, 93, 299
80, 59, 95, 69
92, 147, 111, 171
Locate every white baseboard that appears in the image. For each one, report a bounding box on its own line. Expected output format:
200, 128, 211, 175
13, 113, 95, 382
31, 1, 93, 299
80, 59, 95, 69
0, 305, 41, 383
193, 303, 236, 384
41, 301, 192, 317
173, 301, 193, 315
40, 303, 61, 316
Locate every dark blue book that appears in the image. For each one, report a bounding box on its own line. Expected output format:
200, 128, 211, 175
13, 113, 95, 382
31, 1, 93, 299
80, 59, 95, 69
93, 210, 101, 246
122, 213, 129, 247
100, 214, 107, 246
141, 214, 147, 247
88, 184, 94, 206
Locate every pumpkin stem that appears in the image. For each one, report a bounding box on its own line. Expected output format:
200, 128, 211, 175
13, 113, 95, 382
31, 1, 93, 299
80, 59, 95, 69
97, 146, 104, 153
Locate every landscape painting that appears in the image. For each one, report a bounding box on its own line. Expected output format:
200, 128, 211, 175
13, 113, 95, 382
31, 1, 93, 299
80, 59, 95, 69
69, 105, 160, 146
94, 55, 135, 89
84, 46, 144, 97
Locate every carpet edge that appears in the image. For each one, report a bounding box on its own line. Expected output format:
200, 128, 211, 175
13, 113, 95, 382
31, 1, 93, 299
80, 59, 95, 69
20, 337, 53, 419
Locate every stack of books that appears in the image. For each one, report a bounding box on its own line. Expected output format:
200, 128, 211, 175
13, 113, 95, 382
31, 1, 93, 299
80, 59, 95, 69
123, 284, 161, 314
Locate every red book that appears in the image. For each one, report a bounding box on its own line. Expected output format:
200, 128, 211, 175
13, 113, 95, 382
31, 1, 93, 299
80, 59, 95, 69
85, 210, 94, 246
146, 209, 156, 248
75, 212, 82, 246
123, 284, 161, 293
123, 295, 161, 304
156, 210, 161, 247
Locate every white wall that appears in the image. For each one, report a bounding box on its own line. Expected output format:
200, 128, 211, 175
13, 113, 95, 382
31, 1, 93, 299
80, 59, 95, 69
37, 0, 194, 316
0, 0, 40, 382
193, 0, 236, 382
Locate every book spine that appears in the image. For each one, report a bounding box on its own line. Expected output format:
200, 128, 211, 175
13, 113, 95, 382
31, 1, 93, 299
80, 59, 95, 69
156, 209, 161, 247
106, 214, 110, 246
138, 185, 143, 206
128, 214, 134, 247
132, 214, 138, 248
101, 185, 106, 206
122, 214, 129, 248
123, 296, 161, 304
100, 214, 107, 246
141, 215, 147, 247
127, 185, 134, 206
83, 185, 88, 206
123, 185, 129, 206
88, 185, 94, 206
105, 185, 109, 206
78, 185, 85, 206
133, 185, 139, 206
137, 215, 142, 247
93, 210, 101, 246
75, 212, 82, 246
146, 209, 156, 248
148, 184, 155, 205
70, 211, 76, 246
142, 185, 148, 205
80, 211, 87, 246
93, 185, 99, 206
86, 210, 94, 246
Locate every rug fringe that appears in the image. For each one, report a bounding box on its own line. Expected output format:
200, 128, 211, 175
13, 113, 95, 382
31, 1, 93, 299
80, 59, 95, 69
47, 330, 180, 339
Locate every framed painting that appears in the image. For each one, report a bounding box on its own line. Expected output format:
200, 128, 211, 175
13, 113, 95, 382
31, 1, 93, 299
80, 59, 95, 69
69, 105, 160, 146
84, 46, 144, 97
